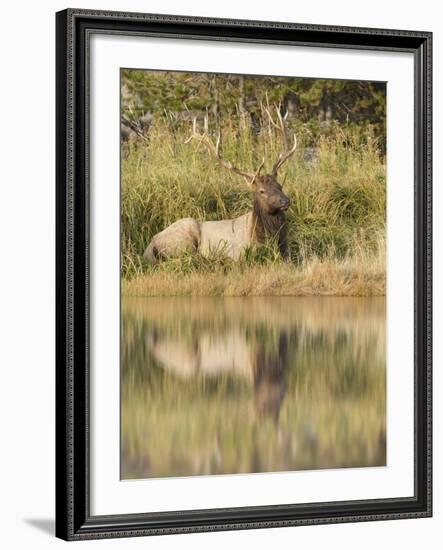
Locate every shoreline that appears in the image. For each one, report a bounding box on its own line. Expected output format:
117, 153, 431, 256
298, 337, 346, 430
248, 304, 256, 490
122, 260, 386, 297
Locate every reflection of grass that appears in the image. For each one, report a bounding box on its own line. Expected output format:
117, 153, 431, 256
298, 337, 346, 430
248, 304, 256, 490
121, 297, 386, 479
122, 345, 385, 478
121, 120, 385, 296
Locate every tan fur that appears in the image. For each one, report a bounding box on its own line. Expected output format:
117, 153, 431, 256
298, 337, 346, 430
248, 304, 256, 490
143, 218, 200, 262
144, 213, 257, 262
199, 212, 254, 260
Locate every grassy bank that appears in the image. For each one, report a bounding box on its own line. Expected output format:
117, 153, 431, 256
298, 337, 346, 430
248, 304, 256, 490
122, 236, 385, 296
121, 117, 386, 296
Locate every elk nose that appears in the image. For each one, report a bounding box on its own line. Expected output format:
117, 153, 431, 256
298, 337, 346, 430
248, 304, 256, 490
280, 197, 290, 208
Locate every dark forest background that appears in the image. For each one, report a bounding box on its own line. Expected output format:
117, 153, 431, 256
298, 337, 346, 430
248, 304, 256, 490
121, 70, 386, 150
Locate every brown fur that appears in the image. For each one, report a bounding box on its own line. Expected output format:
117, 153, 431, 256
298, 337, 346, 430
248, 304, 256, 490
252, 196, 289, 259
251, 175, 290, 260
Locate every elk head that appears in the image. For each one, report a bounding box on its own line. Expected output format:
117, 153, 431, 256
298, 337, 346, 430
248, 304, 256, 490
185, 107, 296, 216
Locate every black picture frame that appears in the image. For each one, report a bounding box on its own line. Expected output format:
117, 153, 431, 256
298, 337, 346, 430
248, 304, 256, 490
55, 8, 432, 541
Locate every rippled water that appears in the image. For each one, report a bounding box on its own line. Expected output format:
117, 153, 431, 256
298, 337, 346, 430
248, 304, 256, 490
121, 296, 386, 479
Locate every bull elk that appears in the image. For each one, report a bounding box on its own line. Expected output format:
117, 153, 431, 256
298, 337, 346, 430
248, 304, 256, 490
143, 107, 297, 263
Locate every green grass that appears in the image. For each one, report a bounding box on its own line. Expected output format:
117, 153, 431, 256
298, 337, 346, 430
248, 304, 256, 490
121, 117, 386, 295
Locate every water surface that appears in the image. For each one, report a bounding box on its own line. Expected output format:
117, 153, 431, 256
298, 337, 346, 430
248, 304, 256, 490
121, 296, 386, 479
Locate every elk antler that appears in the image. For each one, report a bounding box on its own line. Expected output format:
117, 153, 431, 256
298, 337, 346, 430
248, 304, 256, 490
265, 105, 297, 176
185, 117, 264, 186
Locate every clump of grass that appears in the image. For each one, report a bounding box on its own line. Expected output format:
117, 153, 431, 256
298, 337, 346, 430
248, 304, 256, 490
121, 117, 385, 295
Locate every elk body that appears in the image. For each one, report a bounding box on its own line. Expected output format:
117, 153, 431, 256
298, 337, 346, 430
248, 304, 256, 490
143, 108, 297, 263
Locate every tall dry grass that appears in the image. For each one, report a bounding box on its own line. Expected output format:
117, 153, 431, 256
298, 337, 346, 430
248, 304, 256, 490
121, 116, 386, 296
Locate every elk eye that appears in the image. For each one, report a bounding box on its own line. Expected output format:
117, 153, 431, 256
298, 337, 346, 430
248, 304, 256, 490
259, 189, 265, 194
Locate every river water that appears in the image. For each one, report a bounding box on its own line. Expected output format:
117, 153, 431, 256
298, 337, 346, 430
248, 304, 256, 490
121, 296, 386, 479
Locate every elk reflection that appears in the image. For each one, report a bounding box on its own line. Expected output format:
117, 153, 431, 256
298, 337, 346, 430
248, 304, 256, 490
253, 333, 288, 422
148, 328, 290, 423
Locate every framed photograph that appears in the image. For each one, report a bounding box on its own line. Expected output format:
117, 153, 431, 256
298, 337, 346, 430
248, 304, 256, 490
55, 9, 432, 541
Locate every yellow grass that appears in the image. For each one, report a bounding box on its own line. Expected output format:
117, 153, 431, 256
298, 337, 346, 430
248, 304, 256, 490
123, 241, 385, 297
